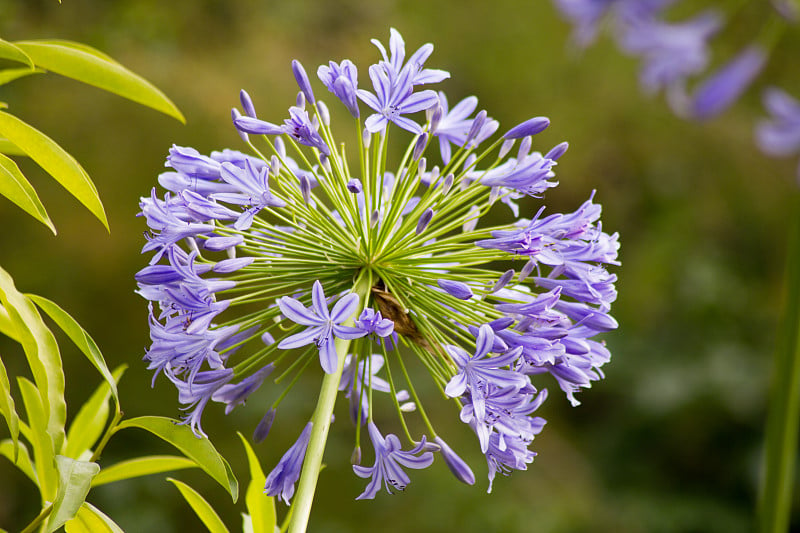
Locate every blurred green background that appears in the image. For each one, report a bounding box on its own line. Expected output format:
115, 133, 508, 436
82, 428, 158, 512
1, 0, 798, 531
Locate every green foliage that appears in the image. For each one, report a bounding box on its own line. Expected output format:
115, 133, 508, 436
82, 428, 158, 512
0, 36, 183, 232
166, 435, 278, 533
64, 503, 125, 533
115, 416, 239, 502
46, 456, 101, 533
169, 478, 231, 533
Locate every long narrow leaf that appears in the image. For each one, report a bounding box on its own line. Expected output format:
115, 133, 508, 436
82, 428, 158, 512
0, 303, 19, 340
45, 456, 101, 533
0, 268, 66, 453
168, 478, 230, 533
0, 351, 20, 456
14, 40, 185, 123
237, 433, 275, 533
28, 294, 118, 404
64, 367, 126, 460
0, 152, 55, 233
18, 378, 58, 500
0, 138, 26, 156
64, 502, 124, 533
0, 38, 33, 67
0, 112, 107, 230
0, 67, 43, 86
91, 455, 197, 487
759, 193, 800, 533
0, 438, 36, 484
114, 416, 238, 501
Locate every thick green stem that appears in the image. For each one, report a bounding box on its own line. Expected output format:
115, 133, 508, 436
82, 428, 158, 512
288, 273, 372, 533
758, 191, 800, 533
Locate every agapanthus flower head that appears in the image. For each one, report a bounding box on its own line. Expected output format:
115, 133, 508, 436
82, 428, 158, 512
136, 28, 619, 502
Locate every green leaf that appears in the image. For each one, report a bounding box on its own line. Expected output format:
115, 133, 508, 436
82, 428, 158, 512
0, 138, 26, 156
92, 455, 197, 487
14, 40, 185, 123
18, 378, 58, 499
0, 351, 20, 457
64, 366, 126, 459
0, 38, 33, 67
28, 294, 118, 404
0, 267, 66, 454
114, 416, 238, 502
238, 433, 275, 533
0, 438, 36, 484
45, 455, 101, 533
168, 478, 230, 533
0, 152, 55, 233
0, 303, 19, 340
65, 502, 124, 533
0, 67, 44, 86
0, 111, 107, 230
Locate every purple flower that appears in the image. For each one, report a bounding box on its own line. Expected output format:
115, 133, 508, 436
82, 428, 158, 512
318, 60, 360, 117
339, 354, 405, 424
434, 436, 475, 485
503, 117, 550, 140
357, 63, 440, 134
689, 45, 767, 120
437, 279, 474, 300
353, 422, 435, 499
212, 159, 286, 230
212, 364, 274, 414
618, 11, 721, 95
756, 87, 800, 180
265, 422, 313, 504
370, 28, 450, 85
292, 60, 315, 104
355, 308, 395, 338
553, 0, 618, 47
277, 281, 367, 373
166, 367, 234, 437
433, 93, 498, 163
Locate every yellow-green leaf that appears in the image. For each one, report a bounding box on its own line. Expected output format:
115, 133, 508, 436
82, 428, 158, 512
92, 455, 196, 487
18, 378, 58, 500
114, 416, 238, 502
65, 502, 124, 533
168, 478, 230, 533
0, 268, 66, 453
45, 455, 101, 533
0, 67, 43, 86
15, 40, 185, 123
0, 438, 36, 484
0, 152, 55, 233
64, 366, 125, 459
238, 433, 275, 533
0, 38, 33, 68
0, 303, 18, 341
28, 294, 117, 404
0, 351, 20, 457
0, 111, 107, 229
0, 138, 25, 156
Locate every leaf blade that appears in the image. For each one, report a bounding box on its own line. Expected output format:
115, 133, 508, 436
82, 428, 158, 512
64, 502, 124, 533
0, 38, 33, 67
0, 111, 107, 229
237, 433, 275, 533
0, 152, 55, 233
64, 366, 126, 459
28, 294, 118, 404
92, 455, 197, 487
0, 269, 66, 457
114, 416, 238, 501
45, 455, 101, 533
168, 478, 230, 533
15, 40, 185, 123
0, 351, 20, 456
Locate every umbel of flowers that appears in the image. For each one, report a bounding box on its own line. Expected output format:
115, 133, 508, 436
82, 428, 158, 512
136, 28, 620, 530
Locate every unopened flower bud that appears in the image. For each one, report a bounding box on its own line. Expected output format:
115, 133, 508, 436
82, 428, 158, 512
416, 208, 434, 234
